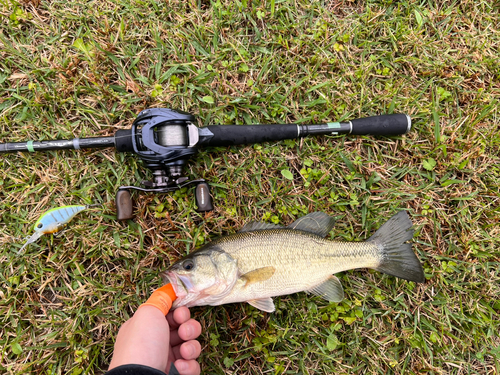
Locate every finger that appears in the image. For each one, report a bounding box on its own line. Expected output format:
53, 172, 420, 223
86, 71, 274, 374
170, 319, 202, 347
173, 359, 201, 375
170, 319, 201, 347
178, 319, 202, 341
169, 327, 182, 348
173, 306, 191, 325
167, 306, 190, 328
171, 340, 202, 361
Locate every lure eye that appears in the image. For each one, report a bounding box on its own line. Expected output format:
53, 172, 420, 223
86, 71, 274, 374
182, 260, 195, 271
37, 223, 43, 229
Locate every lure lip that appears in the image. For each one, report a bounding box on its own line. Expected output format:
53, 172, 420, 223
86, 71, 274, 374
18, 231, 44, 254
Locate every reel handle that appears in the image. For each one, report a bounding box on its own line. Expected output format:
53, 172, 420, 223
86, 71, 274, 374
115, 181, 213, 221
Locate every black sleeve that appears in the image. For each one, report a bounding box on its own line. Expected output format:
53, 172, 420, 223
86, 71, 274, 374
105, 363, 180, 375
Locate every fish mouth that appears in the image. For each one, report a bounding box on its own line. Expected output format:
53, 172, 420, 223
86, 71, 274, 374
162, 271, 187, 299
162, 270, 211, 308
162, 270, 202, 308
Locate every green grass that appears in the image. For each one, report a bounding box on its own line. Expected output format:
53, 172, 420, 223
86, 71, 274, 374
1, 0, 499, 374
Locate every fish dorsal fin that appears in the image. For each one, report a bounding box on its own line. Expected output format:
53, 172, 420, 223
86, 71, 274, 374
247, 298, 275, 313
239, 222, 283, 233
287, 212, 335, 237
307, 275, 344, 302
240, 266, 276, 286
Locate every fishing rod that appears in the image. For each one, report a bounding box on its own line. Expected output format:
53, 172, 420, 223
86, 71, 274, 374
0, 108, 411, 220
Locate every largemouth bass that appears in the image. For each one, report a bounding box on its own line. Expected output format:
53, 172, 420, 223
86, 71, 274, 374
162, 211, 424, 312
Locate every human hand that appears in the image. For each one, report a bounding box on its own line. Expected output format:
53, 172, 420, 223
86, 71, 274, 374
166, 306, 203, 374
108, 305, 202, 374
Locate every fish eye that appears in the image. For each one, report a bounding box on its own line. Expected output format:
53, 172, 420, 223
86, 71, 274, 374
37, 223, 43, 229
182, 260, 195, 271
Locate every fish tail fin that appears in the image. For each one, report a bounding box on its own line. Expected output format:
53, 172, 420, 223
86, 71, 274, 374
368, 211, 425, 283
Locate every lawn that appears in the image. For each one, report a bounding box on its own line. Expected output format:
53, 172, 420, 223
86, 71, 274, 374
0, 0, 499, 374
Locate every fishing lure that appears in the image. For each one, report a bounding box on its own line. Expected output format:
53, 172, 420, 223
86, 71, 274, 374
18, 204, 98, 254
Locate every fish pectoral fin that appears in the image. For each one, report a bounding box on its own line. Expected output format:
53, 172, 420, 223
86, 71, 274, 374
307, 275, 344, 302
238, 222, 283, 233
287, 212, 335, 238
247, 298, 275, 313
240, 266, 276, 286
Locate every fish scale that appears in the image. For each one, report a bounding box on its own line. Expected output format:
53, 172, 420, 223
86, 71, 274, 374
212, 230, 382, 304
163, 211, 425, 312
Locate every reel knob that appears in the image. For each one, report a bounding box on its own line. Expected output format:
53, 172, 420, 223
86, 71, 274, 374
195, 182, 213, 212
116, 189, 134, 221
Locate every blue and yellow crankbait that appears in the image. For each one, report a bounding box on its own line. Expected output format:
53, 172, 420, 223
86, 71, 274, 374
18, 204, 98, 253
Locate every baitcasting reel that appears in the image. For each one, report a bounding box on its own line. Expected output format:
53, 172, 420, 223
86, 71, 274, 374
114, 108, 214, 220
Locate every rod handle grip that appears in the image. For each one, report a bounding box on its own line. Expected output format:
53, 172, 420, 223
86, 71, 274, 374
350, 114, 411, 136
204, 124, 298, 147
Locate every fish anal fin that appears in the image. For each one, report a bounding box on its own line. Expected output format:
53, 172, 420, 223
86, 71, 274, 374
239, 222, 283, 233
307, 275, 344, 302
241, 266, 276, 286
247, 297, 275, 312
287, 212, 335, 237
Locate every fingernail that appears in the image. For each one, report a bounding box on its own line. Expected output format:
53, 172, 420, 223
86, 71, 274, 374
186, 343, 196, 357
175, 360, 188, 372
183, 324, 193, 338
